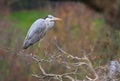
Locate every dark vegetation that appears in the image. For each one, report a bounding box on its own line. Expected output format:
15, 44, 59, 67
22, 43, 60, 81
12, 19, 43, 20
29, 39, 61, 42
0, 0, 120, 81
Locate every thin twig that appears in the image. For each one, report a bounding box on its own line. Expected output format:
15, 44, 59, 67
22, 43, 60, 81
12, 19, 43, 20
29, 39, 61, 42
32, 44, 98, 81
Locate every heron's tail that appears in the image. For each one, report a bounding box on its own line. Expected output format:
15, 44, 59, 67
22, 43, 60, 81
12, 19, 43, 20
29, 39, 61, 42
23, 40, 31, 49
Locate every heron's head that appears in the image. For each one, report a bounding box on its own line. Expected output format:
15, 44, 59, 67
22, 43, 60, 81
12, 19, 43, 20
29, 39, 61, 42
45, 15, 62, 21
44, 15, 62, 29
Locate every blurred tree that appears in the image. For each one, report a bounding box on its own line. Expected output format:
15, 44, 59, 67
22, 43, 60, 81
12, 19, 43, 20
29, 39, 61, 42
0, 0, 9, 14
4, 0, 54, 11
79, 0, 120, 61
2, 0, 120, 30
79, 0, 120, 30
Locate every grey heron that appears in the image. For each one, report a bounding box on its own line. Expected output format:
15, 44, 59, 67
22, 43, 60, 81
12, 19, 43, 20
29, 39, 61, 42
23, 15, 62, 49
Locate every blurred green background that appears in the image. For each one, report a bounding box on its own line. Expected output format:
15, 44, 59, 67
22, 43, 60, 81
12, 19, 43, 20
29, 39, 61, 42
0, 0, 120, 81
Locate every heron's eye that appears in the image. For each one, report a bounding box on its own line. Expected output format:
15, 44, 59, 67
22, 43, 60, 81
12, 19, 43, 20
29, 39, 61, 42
44, 16, 52, 19
44, 15, 54, 19
44, 16, 48, 19
48, 16, 53, 19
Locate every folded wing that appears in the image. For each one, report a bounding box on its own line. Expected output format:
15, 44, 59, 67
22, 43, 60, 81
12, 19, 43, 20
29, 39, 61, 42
23, 19, 46, 49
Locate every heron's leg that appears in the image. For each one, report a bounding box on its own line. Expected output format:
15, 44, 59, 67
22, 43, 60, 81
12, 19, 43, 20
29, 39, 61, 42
38, 39, 43, 48
38, 42, 41, 48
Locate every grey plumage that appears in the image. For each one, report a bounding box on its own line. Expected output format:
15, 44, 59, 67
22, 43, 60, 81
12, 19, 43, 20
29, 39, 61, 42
23, 15, 61, 49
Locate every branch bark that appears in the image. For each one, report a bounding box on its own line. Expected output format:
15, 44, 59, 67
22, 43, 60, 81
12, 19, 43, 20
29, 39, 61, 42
31, 44, 98, 81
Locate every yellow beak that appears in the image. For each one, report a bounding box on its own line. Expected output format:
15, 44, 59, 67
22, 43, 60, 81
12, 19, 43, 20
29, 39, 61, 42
53, 17, 62, 21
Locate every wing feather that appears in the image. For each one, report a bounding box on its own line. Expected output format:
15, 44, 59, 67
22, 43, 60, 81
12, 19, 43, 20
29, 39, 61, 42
23, 19, 46, 49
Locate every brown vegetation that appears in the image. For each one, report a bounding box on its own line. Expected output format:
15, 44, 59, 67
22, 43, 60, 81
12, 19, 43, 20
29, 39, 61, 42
0, 1, 120, 81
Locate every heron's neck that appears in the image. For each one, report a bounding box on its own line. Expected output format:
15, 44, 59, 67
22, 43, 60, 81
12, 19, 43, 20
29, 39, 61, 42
45, 20, 55, 30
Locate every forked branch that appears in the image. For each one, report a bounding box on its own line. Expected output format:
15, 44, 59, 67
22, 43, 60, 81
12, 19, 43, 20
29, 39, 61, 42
32, 44, 98, 81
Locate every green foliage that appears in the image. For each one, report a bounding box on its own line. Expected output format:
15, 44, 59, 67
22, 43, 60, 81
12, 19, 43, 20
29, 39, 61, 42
1, 2, 120, 81
9, 10, 48, 33
0, 59, 9, 81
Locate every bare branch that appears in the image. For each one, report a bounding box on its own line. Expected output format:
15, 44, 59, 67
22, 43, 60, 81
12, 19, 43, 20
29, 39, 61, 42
55, 44, 98, 81
32, 44, 98, 81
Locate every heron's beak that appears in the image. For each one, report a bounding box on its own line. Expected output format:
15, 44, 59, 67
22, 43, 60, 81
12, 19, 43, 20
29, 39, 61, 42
53, 17, 62, 21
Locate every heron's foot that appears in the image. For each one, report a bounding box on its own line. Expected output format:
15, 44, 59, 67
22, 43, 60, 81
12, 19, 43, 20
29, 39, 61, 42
38, 42, 41, 48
